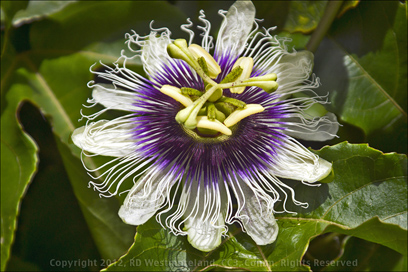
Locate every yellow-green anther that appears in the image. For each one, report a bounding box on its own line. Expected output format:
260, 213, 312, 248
168, 39, 200, 72
246, 73, 277, 82
224, 104, 265, 127
198, 57, 210, 77
160, 85, 193, 107
188, 44, 221, 79
174, 39, 188, 49
167, 43, 191, 64
181, 87, 203, 96
215, 102, 235, 116
230, 57, 254, 94
220, 66, 243, 84
167, 39, 217, 87
218, 97, 246, 109
196, 116, 232, 136
207, 103, 217, 121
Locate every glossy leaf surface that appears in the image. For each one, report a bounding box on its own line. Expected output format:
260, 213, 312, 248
1, 1, 406, 271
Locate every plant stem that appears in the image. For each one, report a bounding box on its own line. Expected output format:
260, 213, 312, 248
306, 1, 344, 53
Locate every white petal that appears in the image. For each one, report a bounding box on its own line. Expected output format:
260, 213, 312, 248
216, 0, 255, 58
270, 138, 332, 182
185, 214, 224, 252
118, 173, 164, 226
182, 180, 227, 251
72, 119, 135, 157
92, 84, 136, 111
284, 112, 339, 141
240, 193, 278, 245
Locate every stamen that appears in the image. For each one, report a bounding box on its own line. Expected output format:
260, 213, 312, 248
181, 87, 203, 97
188, 44, 221, 78
160, 85, 193, 107
230, 57, 254, 94
167, 39, 216, 85
220, 66, 243, 84
218, 97, 246, 109
198, 57, 210, 77
196, 116, 232, 135
224, 104, 265, 127
176, 84, 219, 129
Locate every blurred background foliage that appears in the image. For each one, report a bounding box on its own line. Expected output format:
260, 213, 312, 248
1, 1, 407, 271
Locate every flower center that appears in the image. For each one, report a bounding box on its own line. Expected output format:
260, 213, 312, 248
161, 39, 279, 137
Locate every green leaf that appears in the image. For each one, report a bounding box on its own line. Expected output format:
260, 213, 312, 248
2, 1, 406, 270
104, 142, 407, 271
29, 1, 187, 52
0, 1, 28, 25
284, 1, 327, 33
2, 52, 135, 261
1, 92, 38, 271
314, 2, 407, 151
6, 102, 102, 270
56, 137, 135, 259
337, 1, 359, 18
12, 0, 76, 27
324, 236, 405, 271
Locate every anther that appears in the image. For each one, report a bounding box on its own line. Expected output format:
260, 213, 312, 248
160, 85, 193, 107
181, 87, 203, 97
224, 104, 265, 127
220, 66, 243, 84
218, 97, 246, 109
188, 44, 221, 79
230, 57, 254, 94
196, 116, 232, 135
